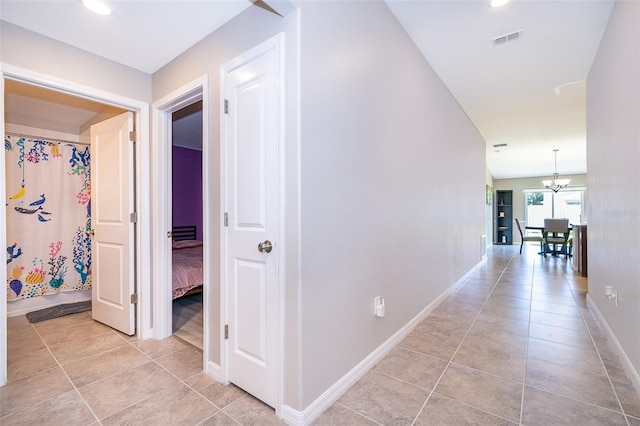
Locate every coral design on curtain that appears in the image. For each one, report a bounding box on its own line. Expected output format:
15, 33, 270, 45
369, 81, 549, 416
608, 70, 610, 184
5, 134, 92, 300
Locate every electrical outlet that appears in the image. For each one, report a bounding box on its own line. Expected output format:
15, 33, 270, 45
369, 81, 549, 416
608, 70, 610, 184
374, 296, 385, 318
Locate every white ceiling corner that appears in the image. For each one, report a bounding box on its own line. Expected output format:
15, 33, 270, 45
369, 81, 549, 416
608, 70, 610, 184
0, 0, 254, 74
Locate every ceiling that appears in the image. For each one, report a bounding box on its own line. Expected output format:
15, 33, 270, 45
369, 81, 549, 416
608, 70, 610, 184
4, 80, 125, 136
1, 0, 614, 178
5, 79, 203, 150
0, 0, 253, 74
386, 0, 613, 179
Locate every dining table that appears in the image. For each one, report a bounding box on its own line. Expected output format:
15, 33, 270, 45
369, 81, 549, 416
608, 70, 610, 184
525, 225, 572, 256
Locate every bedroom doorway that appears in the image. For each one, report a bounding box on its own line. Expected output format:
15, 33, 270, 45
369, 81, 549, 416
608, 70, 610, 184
171, 101, 204, 349
151, 77, 211, 375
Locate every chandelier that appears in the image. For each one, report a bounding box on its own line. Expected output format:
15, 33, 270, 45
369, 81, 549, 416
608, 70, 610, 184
542, 149, 570, 192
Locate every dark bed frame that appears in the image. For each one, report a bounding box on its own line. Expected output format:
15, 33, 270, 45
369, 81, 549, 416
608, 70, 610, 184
172, 225, 197, 241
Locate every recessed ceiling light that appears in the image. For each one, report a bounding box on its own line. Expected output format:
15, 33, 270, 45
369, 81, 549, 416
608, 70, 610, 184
490, 0, 510, 8
82, 0, 111, 16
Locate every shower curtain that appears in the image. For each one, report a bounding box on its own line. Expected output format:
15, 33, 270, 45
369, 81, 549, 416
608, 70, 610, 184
5, 134, 92, 301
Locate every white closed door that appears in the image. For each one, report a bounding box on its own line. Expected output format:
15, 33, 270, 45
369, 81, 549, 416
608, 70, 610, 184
223, 35, 282, 408
91, 112, 136, 335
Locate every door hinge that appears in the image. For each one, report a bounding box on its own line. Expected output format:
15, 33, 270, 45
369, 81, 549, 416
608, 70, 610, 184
130, 293, 138, 304
224, 324, 229, 339
129, 131, 136, 143
224, 99, 229, 114
130, 212, 137, 223
167, 231, 173, 239
224, 212, 228, 227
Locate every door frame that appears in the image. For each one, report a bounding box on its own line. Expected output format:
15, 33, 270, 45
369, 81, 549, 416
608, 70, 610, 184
219, 33, 286, 413
151, 76, 210, 366
0, 63, 152, 386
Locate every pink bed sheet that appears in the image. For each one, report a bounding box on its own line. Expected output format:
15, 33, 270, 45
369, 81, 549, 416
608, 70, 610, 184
172, 244, 203, 299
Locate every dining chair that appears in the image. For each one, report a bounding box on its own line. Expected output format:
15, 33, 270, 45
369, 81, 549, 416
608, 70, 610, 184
515, 218, 543, 254
543, 218, 570, 257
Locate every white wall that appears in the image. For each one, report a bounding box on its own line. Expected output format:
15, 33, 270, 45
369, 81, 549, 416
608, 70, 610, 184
0, 22, 151, 103
586, 0, 640, 383
298, 1, 485, 408
151, 4, 302, 406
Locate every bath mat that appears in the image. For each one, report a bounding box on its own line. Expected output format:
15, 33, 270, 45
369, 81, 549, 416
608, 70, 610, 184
25, 301, 92, 323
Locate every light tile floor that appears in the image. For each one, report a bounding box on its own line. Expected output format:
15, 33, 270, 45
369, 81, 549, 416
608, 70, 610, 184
2, 245, 640, 425
315, 246, 640, 425
173, 292, 204, 350
3, 307, 281, 425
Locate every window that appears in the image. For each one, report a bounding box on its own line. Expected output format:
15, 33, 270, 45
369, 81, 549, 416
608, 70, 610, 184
524, 188, 585, 227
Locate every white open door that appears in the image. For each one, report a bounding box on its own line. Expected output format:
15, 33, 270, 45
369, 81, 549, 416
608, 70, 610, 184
222, 35, 282, 408
91, 112, 136, 335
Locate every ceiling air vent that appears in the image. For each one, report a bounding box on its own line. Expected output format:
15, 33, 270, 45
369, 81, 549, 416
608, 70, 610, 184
493, 143, 508, 148
493, 30, 522, 46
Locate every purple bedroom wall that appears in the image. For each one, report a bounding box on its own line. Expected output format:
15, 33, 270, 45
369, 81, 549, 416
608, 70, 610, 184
172, 146, 203, 240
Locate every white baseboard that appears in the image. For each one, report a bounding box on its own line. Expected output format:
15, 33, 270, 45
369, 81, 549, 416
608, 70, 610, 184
279, 404, 305, 425
586, 294, 640, 395
481, 234, 487, 259
205, 360, 222, 382
7, 291, 91, 317
280, 259, 486, 426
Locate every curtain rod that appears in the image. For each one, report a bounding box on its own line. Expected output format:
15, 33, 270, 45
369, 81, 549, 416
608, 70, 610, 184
5, 131, 90, 147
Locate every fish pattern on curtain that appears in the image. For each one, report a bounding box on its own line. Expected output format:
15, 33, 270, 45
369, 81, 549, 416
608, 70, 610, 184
5, 135, 92, 300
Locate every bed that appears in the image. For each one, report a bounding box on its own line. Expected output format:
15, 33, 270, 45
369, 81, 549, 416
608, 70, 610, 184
172, 226, 203, 299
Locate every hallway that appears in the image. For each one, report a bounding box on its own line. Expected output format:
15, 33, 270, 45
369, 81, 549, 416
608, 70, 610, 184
316, 246, 640, 425
2, 246, 640, 425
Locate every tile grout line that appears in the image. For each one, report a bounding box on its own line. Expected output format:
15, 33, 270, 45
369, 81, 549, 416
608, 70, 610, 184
23, 321, 194, 425
526, 254, 631, 423
195, 412, 243, 426
519, 249, 538, 426
565, 274, 631, 425
95, 338, 224, 424
30, 320, 104, 425
61, 330, 219, 424
138, 341, 262, 425
411, 246, 518, 425
22, 315, 235, 425
425, 392, 520, 426
332, 402, 385, 425
524, 382, 634, 416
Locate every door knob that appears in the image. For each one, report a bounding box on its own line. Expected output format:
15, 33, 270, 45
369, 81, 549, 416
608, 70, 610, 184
258, 240, 273, 253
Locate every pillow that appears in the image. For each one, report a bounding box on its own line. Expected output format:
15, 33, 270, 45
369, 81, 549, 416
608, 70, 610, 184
172, 240, 203, 249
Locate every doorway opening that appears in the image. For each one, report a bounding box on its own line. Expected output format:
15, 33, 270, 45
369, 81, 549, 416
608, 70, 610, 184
171, 101, 204, 350
4, 79, 132, 320
151, 77, 211, 377
1, 68, 151, 386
